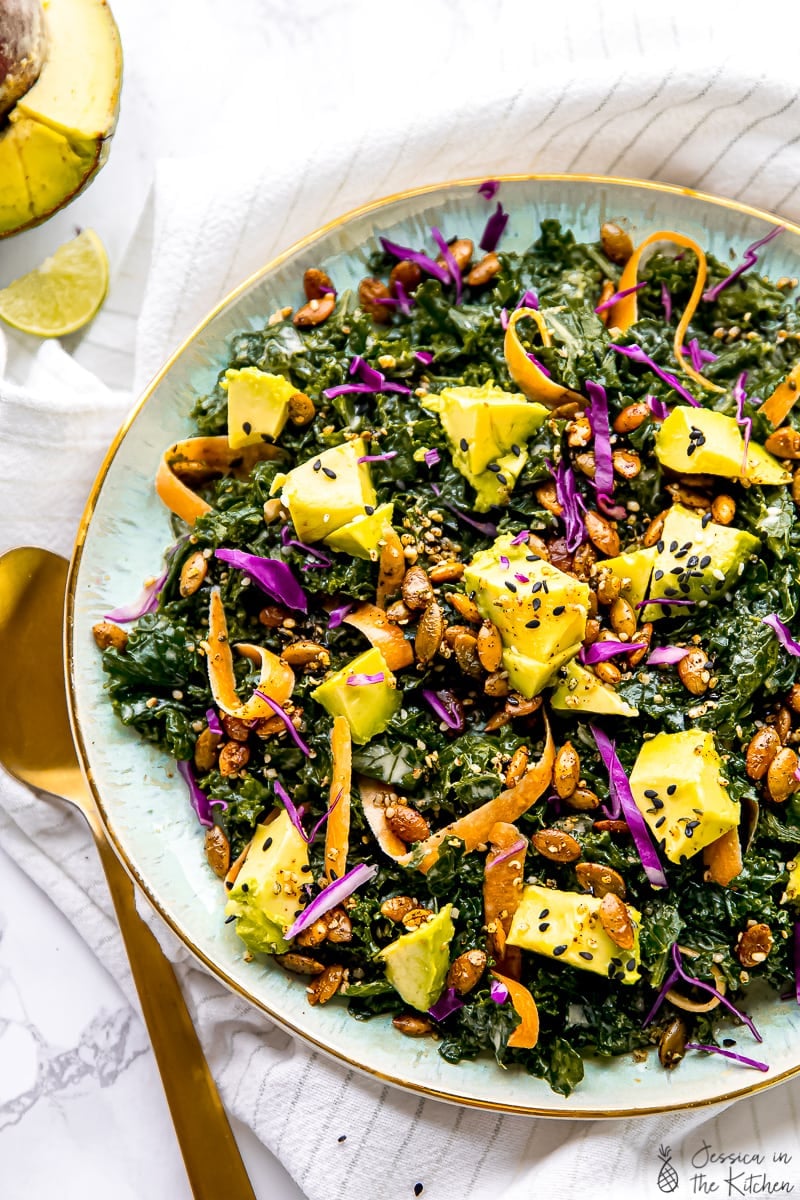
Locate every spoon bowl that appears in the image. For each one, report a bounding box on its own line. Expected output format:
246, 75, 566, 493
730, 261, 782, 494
0, 545, 255, 1200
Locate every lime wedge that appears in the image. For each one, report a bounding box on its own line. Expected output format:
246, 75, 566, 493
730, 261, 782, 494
0, 229, 109, 337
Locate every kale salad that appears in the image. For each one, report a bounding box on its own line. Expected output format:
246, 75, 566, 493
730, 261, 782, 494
94, 186, 800, 1096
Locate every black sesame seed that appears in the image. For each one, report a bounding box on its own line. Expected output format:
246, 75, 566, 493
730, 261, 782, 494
512, 444, 521, 456
655, 816, 666, 828
487, 462, 501, 473
241, 882, 249, 893
685, 819, 700, 837
644, 788, 658, 799
497, 474, 508, 485
313, 459, 322, 472
539, 922, 550, 932
579, 950, 594, 961
525, 554, 538, 562
263, 836, 273, 851
242, 421, 252, 435
539, 909, 550, 918
225, 913, 237, 923
699, 554, 711, 569
723, 1037, 736, 1047
505, 581, 517, 593
654, 569, 664, 581
652, 797, 664, 810
525, 618, 541, 629
687, 554, 699, 568
657, 539, 665, 553
338, 1135, 347, 1143
300, 863, 312, 872
701, 511, 712, 528
225, 880, 234, 890
669, 540, 678, 552
460, 438, 469, 452
322, 467, 337, 479
552, 944, 567, 956
667, 784, 677, 795
553, 605, 565, 615
686, 444, 697, 456
414, 1185, 424, 1198
364, 504, 375, 515
533, 597, 541, 611
626, 959, 636, 972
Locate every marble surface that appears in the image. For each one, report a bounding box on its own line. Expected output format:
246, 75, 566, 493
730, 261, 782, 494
0, 840, 304, 1199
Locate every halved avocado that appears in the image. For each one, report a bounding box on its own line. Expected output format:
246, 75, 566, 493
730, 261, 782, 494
0, 0, 122, 237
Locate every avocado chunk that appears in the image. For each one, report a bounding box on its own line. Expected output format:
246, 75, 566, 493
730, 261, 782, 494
377, 904, 455, 1011
597, 546, 657, 609
424, 382, 548, 512
550, 660, 639, 718
311, 646, 401, 744
273, 438, 377, 543
507, 884, 641, 984
629, 729, 739, 863
225, 810, 309, 955
655, 406, 790, 486
464, 534, 590, 698
323, 502, 395, 560
224, 367, 297, 448
640, 504, 759, 622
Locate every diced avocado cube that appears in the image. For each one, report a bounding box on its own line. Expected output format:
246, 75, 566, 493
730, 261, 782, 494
377, 904, 455, 1011
323, 502, 394, 560
274, 438, 377, 543
629, 729, 739, 864
655, 406, 790, 485
781, 857, 800, 904
424, 382, 548, 512
507, 884, 641, 984
311, 646, 401, 744
225, 810, 309, 955
641, 504, 759, 622
597, 546, 657, 609
550, 660, 639, 718
464, 535, 590, 698
224, 367, 297, 448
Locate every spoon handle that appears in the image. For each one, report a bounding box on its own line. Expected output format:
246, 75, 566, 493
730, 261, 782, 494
90, 826, 257, 1200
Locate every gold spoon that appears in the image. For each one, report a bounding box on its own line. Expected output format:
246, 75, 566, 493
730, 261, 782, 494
0, 546, 257, 1200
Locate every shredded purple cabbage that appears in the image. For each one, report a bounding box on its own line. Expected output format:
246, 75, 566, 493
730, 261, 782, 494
274, 778, 340, 845
428, 987, 465, 1021
357, 451, 398, 464
762, 613, 800, 657
431, 226, 462, 304
253, 690, 311, 756
105, 536, 188, 622
415, 350, 434, 365
442, 503, 498, 538
379, 236, 450, 284
346, 672, 385, 686
279, 524, 333, 571
547, 458, 586, 552
422, 689, 464, 732
594, 281, 646, 314
644, 944, 762, 1041
514, 572, 529, 584
646, 646, 690, 666
500, 307, 509, 330
285, 862, 379, 941
177, 760, 225, 828
326, 357, 411, 398
205, 708, 223, 736
516, 289, 539, 311
597, 494, 628, 520
349, 354, 383, 389
647, 395, 670, 421
683, 338, 718, 371
661, 282, 672, 324
510, 529, 530, 545
215, 547, 308, 612
477, 179, 500, 200
586, 381, 614, 502
581, 640, 646, 665
527, 352, 551, 377
611, 343, 700, 407
424, 448, 441, 468
685, 1043, 769, 1072
591, 726, 668, 888
480, 202, 509, 253
490, 979, 509, 1004
489, 836, 527, 867
327, 602, 353, 629
733, 371, 752, 474
702, 226, 785, 302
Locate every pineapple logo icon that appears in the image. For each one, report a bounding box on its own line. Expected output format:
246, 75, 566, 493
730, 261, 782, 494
657, 1145, 679, 1193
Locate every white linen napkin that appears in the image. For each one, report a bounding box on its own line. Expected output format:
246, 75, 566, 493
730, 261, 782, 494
5, 1, 800, 1196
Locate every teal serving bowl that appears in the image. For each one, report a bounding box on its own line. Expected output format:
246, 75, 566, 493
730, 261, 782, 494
67, 174, 800, 1117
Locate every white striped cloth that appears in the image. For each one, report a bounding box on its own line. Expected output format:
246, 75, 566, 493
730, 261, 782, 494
4, 1, 800, 1195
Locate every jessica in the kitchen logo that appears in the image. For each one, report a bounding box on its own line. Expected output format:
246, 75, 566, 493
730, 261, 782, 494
655, 1141, 795, 1196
